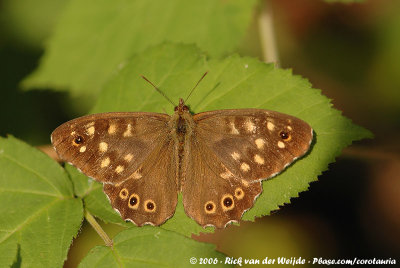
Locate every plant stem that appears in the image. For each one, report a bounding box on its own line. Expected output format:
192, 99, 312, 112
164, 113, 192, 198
258, 0, 280, 67
84, 210, 113, 247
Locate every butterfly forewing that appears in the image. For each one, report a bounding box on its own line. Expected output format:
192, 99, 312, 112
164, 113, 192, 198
51, 112, 170, 184
51, 112, 179, 225
193, 109, 313, 184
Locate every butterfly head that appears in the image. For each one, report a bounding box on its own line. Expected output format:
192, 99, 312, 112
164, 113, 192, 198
174, 98, 190, 115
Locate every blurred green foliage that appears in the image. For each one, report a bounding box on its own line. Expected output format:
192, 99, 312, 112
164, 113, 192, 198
22, 0, 257, 96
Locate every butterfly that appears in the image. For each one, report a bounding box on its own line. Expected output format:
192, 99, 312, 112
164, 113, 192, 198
51, 75, 313, 228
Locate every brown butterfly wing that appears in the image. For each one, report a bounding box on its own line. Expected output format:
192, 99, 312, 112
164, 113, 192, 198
103, 139, 178, 226
51, 112, 178, 226
51, 112, 170, 184
182, 137, 262, 228
193, 109, 313, 184
182, 109, 313, 227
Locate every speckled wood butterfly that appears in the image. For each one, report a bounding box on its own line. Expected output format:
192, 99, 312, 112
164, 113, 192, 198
51, 75, 313, 228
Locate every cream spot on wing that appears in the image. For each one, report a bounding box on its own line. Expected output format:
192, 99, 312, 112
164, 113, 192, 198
267, 121, 275, 131
86, 126, 95, 136
245, 119, 256, 133
123, 124, 133, 137
287, 126, 293, 131
220, 168, 234, 179
124, 153, 133, 162
85, 122, 94, 127
241, 179, 250, 187
115, 165, 124, 173
79, 146, 86, 153
231, 152, 241, 161
278, 141, 285, 148
70, 131, 76, 136
255, 138, 266, 149
229, 122, 239, 135
254, 154, 265, 165
240, 162, 250, 172
99, 142, 108, 152
129, 170, 142, 179
108, 124, 117, 134
100, 157, 110, 168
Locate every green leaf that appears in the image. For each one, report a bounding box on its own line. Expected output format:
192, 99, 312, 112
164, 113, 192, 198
22, 0, 257, 97
88, 43, 372, 235
0, 136, 83, 267
78, 227, 230, 268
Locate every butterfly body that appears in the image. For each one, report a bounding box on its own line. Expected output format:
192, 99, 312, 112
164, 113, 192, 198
170, 98, 193, 190
51, 99, 313, 228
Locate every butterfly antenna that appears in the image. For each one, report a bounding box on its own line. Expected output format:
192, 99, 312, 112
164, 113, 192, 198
141, 75, 176, 107
185, 72, 208, 103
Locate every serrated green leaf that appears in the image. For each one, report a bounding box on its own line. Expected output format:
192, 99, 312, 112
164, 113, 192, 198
0, 136, 83, 267
78, 227, 230, 268
86, 43, 372, 235
22, 0, 257, 97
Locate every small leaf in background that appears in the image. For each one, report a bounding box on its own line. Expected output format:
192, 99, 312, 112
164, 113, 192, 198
368, 5, 400, 117
0, 136, 83, 267
78, 227, 231, 268
22, 0, 257, 96
89, 43, 372, 235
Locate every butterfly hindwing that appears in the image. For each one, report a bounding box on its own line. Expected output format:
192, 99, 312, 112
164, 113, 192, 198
182, 137, 262, 228
193, 109, 313, 184
51, 112, 170, 184
104, 139, 178, 226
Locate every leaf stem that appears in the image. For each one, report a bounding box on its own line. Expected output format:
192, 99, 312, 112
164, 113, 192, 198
84, 210, 113, 247
258, 0, 280, 67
